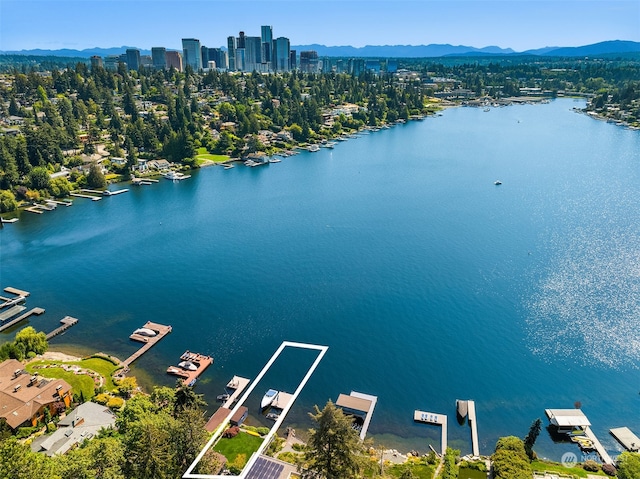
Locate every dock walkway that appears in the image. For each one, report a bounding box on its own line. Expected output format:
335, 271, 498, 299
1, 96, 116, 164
0, 307, 45, 333
414, 409, 448, 455
468, 400, 480, 456
46, 316, 78, 340
584, 427, 613, 465
122, 322, 172, 368
351, 391, 377, 440
222, 376, 250, 408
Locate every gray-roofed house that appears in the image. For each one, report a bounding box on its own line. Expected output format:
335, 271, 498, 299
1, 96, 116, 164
31, 401, 117, 456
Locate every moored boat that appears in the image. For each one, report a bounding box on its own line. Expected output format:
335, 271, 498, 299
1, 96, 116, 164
261, 389, 279, 409
456, 399, 468, 419
178, 361, 198, 371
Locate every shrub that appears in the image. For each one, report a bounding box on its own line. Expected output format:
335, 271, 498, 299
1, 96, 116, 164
256, 427, 270, 436
601, 463, 617, 476
292, 443, 305, 452
94, 393, 111, 405
582, 459, 600, 472
223, 426, 240, 438
106, 397, 124, 409
16, 426, 39, 439
46, 422, 56, 433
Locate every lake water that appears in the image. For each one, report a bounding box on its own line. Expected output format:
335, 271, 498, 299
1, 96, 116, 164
2, 99, 640, 460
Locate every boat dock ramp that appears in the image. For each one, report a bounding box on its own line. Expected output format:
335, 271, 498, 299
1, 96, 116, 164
70, 192, 101, 201
414, 409, 448, 455
122, 322, 172, 368
468, 400, 480, 456
45, 316, 79, 340
166, 351, 213, 387
103, 189, 128, 196
221, 375, 251, 408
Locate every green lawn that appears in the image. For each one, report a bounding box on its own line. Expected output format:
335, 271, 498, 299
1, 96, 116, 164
26, 366, 95, 400
531, 459, 608, 477
213, 431, 264, 468
383, 463, 435, 479
458, 466, 486, 479
26, 357, 121, 399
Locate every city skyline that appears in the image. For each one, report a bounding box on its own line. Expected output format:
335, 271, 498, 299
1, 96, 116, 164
1, 0, 638, 53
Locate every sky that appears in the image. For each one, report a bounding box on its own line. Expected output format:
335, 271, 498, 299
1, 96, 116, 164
1, 0, 639, 52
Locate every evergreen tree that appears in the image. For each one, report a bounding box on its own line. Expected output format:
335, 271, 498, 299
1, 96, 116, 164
524, 418, 542, 459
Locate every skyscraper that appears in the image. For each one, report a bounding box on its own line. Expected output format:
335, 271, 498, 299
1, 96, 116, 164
151, 47, 167, 70
227, 36, 236, 71
272, 37, 290, 72
165, 51, 183, 71
201, 46, 209, 69
300, 50, 318, 73
126, 48, 141, 70
261, 25, 273, 68
245, 36, 262, 72
182, 38, 202, 70
210, 48, 228, 70
290, 50, 297, 70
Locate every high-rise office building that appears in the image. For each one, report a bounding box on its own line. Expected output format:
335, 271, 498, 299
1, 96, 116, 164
272, 37, 290, 72
165, 50, 183, 71
126, 48, 141, 70
182, 38, 202, 70
209, 48, 228, 70
104, 55, 120, 71
227, 36, 236, 71
300, 50, 319, 73
245, 36, 262, 72
289, 50, 297, 70
201, 46, 210, 69
261, 25, 273, 67
152, 47, 167, 69
90, 55, 103, 69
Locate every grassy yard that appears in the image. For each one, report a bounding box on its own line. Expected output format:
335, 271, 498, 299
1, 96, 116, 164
531, 459, 608, 477
195, 147, 230, 164
26, 357, 121, 400
213, 431, 264, 469
458, 466, 486, 479
364, 462, 435, 479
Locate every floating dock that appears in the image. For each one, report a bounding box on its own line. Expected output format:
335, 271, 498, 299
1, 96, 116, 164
0, 307, 45, 333
46, 316, 78, 340
414, 409, 448, 455
103, 189, 129, 196
122, 322, 172, 367
221, 375, 251, 408
0, 305, 27, 322
166, 351, 213, 387
70, 193, 101, 201
610, 427, 640, 452
271, 391, 293, 410
467, 400, 480, 456
4, 287, 30, 297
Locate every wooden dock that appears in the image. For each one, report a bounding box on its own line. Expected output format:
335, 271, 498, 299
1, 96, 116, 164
222, 376, 251, 408
4, 287, 30, 297
122, 322, 172, 367
166, 351, 213, 386
467, 400, 480, 456
46, 316, 78, 340
414, 409, 448, 455
584, 427, 613, 465
70, 193, 102, 201
0, 307, 45, 333
610, 427, 640, 452
0, 305, 26, 322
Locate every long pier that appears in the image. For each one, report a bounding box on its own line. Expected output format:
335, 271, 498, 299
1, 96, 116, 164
46, 316, 79, 340
584, 427, 613, 465
122, 322, 172, 367
0, 307, 45, 333
468, 400, 480, 456
70, 193, 102, 201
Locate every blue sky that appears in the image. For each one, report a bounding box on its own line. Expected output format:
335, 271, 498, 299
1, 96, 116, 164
1, 0, 638, 52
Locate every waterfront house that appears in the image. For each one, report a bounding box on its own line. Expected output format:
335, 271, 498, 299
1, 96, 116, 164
30, 401, 117, 455
0, 359, 72, 430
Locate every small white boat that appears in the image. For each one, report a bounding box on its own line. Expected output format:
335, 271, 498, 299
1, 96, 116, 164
217, 393, 230, 401
133, 328, 157, 337
265, 412, 280, 421
494, 180, 502, 185
164, 171, 191, 181
261, 389, 279, 409
307, 145, 320, 152
178, 361, 198, 371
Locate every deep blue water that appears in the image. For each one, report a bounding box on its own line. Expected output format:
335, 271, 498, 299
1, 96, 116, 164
2, 99, 640, 460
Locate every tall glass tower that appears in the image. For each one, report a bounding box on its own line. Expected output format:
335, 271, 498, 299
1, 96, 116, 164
261, 25, 273, 68
181, 38, 202, 71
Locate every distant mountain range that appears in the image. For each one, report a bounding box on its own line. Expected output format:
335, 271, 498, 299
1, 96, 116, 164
1, 40, 639, 59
